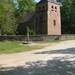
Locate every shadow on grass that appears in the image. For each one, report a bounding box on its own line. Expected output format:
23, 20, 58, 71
0, 47, 75, 75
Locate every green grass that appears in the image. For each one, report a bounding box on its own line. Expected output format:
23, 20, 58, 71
0, 42, 43, 54
36, 40, 65, 44
0, 40, 64, 54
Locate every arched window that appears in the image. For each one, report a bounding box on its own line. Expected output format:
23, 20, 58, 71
54, 20, 56, 26
39, 7, 41, 11
42, 6, 45, 10
52, 6, 54, 8
51, 6, 54, 11
55, 6, 57, 12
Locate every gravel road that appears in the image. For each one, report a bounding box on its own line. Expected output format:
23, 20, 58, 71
0, 40, 75, 75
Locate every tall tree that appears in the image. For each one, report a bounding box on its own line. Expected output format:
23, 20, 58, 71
57, 0, 75, 34
0, 0, 7, 35
0, 0, 36, 35
0, 0, 17, 35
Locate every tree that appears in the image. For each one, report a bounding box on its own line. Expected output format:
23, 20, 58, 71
15, 0, 36, 24
0, 0, 17, 35
0, 0, 36, 35
57, 0, 75, 34
0, 0, 7, 35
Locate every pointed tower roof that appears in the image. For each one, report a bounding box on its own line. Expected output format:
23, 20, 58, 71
37, 0, 59, 5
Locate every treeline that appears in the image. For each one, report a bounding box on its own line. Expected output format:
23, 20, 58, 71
0, 0, 36, 35
57, 0, 75, 34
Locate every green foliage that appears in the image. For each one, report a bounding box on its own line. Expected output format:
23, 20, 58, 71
0, 0, 17, 35
15, 0, 36, 23
26, 27, 35, 35
0, 0, 36, 35
29, 29, 35, 35
57, 0, 75, 34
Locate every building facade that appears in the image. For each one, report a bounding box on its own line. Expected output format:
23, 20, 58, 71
19, 0, 61, 35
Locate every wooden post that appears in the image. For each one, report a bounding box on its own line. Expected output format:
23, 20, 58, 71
0, 24, 1, 35
27, 27, 29, 42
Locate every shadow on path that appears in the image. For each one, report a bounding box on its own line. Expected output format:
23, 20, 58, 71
0, 47, 75, 75
34, 47, 75, 54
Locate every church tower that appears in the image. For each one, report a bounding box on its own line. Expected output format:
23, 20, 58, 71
35, 0, 61, 35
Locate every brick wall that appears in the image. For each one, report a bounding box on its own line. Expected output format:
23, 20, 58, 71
47, 2, 61, 35
36, 2, 48, 34
36, 1, 61, 35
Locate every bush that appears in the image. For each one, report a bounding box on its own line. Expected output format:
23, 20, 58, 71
29, 29, 35, 35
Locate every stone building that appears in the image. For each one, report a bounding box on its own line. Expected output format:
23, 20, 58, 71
18, 0, 61, 35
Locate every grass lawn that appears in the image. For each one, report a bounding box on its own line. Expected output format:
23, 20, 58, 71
0, 41, 43, 54
36, 40, 64, 44
0, 40, 64, 54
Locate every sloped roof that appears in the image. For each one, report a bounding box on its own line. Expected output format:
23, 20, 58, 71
20, 12, 35, 23
37, 0, 59, 5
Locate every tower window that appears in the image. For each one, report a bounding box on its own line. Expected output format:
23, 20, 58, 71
52, 6, 54, 8
55, 6, 57, 12
51, 6, 54, 11
42, 6, 45, 10
39, 7, 41, 11
54, 20, 56, 26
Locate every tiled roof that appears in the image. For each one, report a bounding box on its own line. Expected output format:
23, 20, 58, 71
20, 12, 35, 23
37, 0, 58, 5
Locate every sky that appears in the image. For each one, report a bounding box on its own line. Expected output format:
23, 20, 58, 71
35, 0, 40, 2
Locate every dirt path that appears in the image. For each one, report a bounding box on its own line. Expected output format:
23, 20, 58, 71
0, 40, 75, 75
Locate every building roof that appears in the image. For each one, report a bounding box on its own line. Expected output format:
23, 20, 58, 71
20, 12, 35, 23
37, 0, 59, 5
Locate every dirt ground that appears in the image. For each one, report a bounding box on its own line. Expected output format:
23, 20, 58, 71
0, 40, 75, 75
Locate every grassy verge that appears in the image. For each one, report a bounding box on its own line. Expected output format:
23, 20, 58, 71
0, 40, 64, 54
36, 40, 65, 44
0, 41, 43, 54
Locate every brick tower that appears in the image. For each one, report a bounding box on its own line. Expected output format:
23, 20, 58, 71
35, 0, 61, 35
